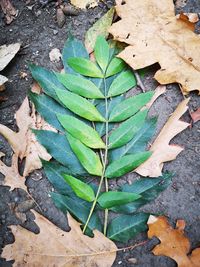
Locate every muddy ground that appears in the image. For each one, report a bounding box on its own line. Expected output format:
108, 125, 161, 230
0, 1, 200, 266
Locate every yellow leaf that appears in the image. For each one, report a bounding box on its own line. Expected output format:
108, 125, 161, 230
109, 0, 200, 94
136, 99, 190, 177
2, 211, 117, 267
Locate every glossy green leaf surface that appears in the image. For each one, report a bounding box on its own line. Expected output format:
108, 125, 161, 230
67, 133, 103, 176
56, 73, 104, 99
108, 70, 136, 97
94, 36, 110, 72
109, 110, 148, 149
105, 151, 151, 178
63, 174, 95, 202
67, 57, 103, 78
109, 91, 154, 122
98, 191, 141, 209
57, 114, 105, 149
56, 89, 105, 122
107, 213, 149, 242
106, 57, 126, 77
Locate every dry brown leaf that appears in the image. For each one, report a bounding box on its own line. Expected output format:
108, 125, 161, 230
31, 82, 42, 94
109, 0, 200, 94
2, 210, 117, 267
136, 99, 190, 177
148, 215, 200, 267
0, 43, 21, 71
177, 12, 199, 24
70, 0, 99, 9
0, 0, 17, 24
191, 107, 200, 123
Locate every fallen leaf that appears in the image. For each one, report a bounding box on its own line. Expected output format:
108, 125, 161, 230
0, 74, 8, 91
191, 107, 200, 123
0, 0, 17, 24
109, 0, 200, 94
136, 99, 190, 177
31, 82, 42, 94
142, 85, 166, 111
148, 215, 200, 267
49, 48, 62, 63
85, 7, 115, 53
177, 12, 199, 24
0, 43, 21, 71
2, 210, 117, 267
70, 0, 99, 9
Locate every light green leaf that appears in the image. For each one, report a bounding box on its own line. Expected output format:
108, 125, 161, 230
57, 114, 105, 149
67, 57, 103, 78
109, 91, 154, 122
56, 73, 104, 99
63, 174, 95, 202
94, 36, 110, 72
108, 70, 136, 97
67, 133, 103, 176
109, 110, 148, 149
106, 57, 125, 77
98, 191, 141, 209
55, 89, 106, 122
105, 151, 151, 178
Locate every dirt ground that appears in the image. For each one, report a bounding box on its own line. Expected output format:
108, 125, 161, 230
0, 1, 200, 266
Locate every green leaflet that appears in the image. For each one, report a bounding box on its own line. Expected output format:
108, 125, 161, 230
57, 114, 105, 149
56, 73, 104, 99
106, 57, 126, 77
98, 191, 141, 209
107, 213, 149, 242
105, 151, 151, 178
109, 110, 148, 149
109, 91, 154, 122
94, 36, 110, 72
67, 133, 103, 176
108, 70, 136, 97
55, 89, 105, 122
63, 174, 95, 202
67, 57, 104, 78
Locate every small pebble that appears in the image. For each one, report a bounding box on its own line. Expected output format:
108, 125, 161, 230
53, 30, 58, 35
118, 261, 122, 265
128, 258, 137, 264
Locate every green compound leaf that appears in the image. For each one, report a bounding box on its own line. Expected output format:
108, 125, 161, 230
111, 173, 173, 214
108, 70, 136, 97
57, 114, 105, 149
98, 191, 141, 209
67, 133, 103, 177
94, 36, 110, 73
56, 73, 104, 99
106, 57, 126, 77
109, 91, 154, 122
107, 213, 149, 242
55, 89, 105, 122
105, 151, 152, 178
63, 174, 95, 202
109, 110, 148, 149
67, 57, 104, 78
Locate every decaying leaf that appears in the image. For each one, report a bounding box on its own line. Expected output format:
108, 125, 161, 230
109, 0, 200, 94
2, 210, 117, 267
70, 0, 99, 9
0, 0, 17, 24
136, 99, 190, 177
148, 215, 200, 267
191, 107, 200, 123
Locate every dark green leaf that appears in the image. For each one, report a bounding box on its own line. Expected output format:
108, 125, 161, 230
67, 133, 103, 176
56, 73, 104, 99
108, 70, 136, 97
98, 191, 141, 209
109, 117, 157, 162
107, 213, 149, 242
33, 130, 86, 176
56, 89, 105, 122
67, 57, 103, 78
109, 91, 154, 122
94, 36, 110, 72
63, 174, 95, 202
109, 110, 148, 149
111, 173, 173, 214
57, 114, 105, 149
105, 151, 151, 178
106, 57, 126, 77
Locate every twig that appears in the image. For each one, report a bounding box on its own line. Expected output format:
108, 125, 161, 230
133, 70, 146, 92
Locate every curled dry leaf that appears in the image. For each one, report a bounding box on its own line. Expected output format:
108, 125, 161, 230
148, 215, 200, 267
0, 0, 17, 24
136, 99, 190, 177
70, 0, 99, 9
109, 0, 200, 94
2, 210, 117, 267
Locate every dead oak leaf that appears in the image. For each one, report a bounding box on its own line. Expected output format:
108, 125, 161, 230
2, 210, 117, 267
148, 215, 200, 267
136, 98, 190, 177
109, 0, 200, 94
